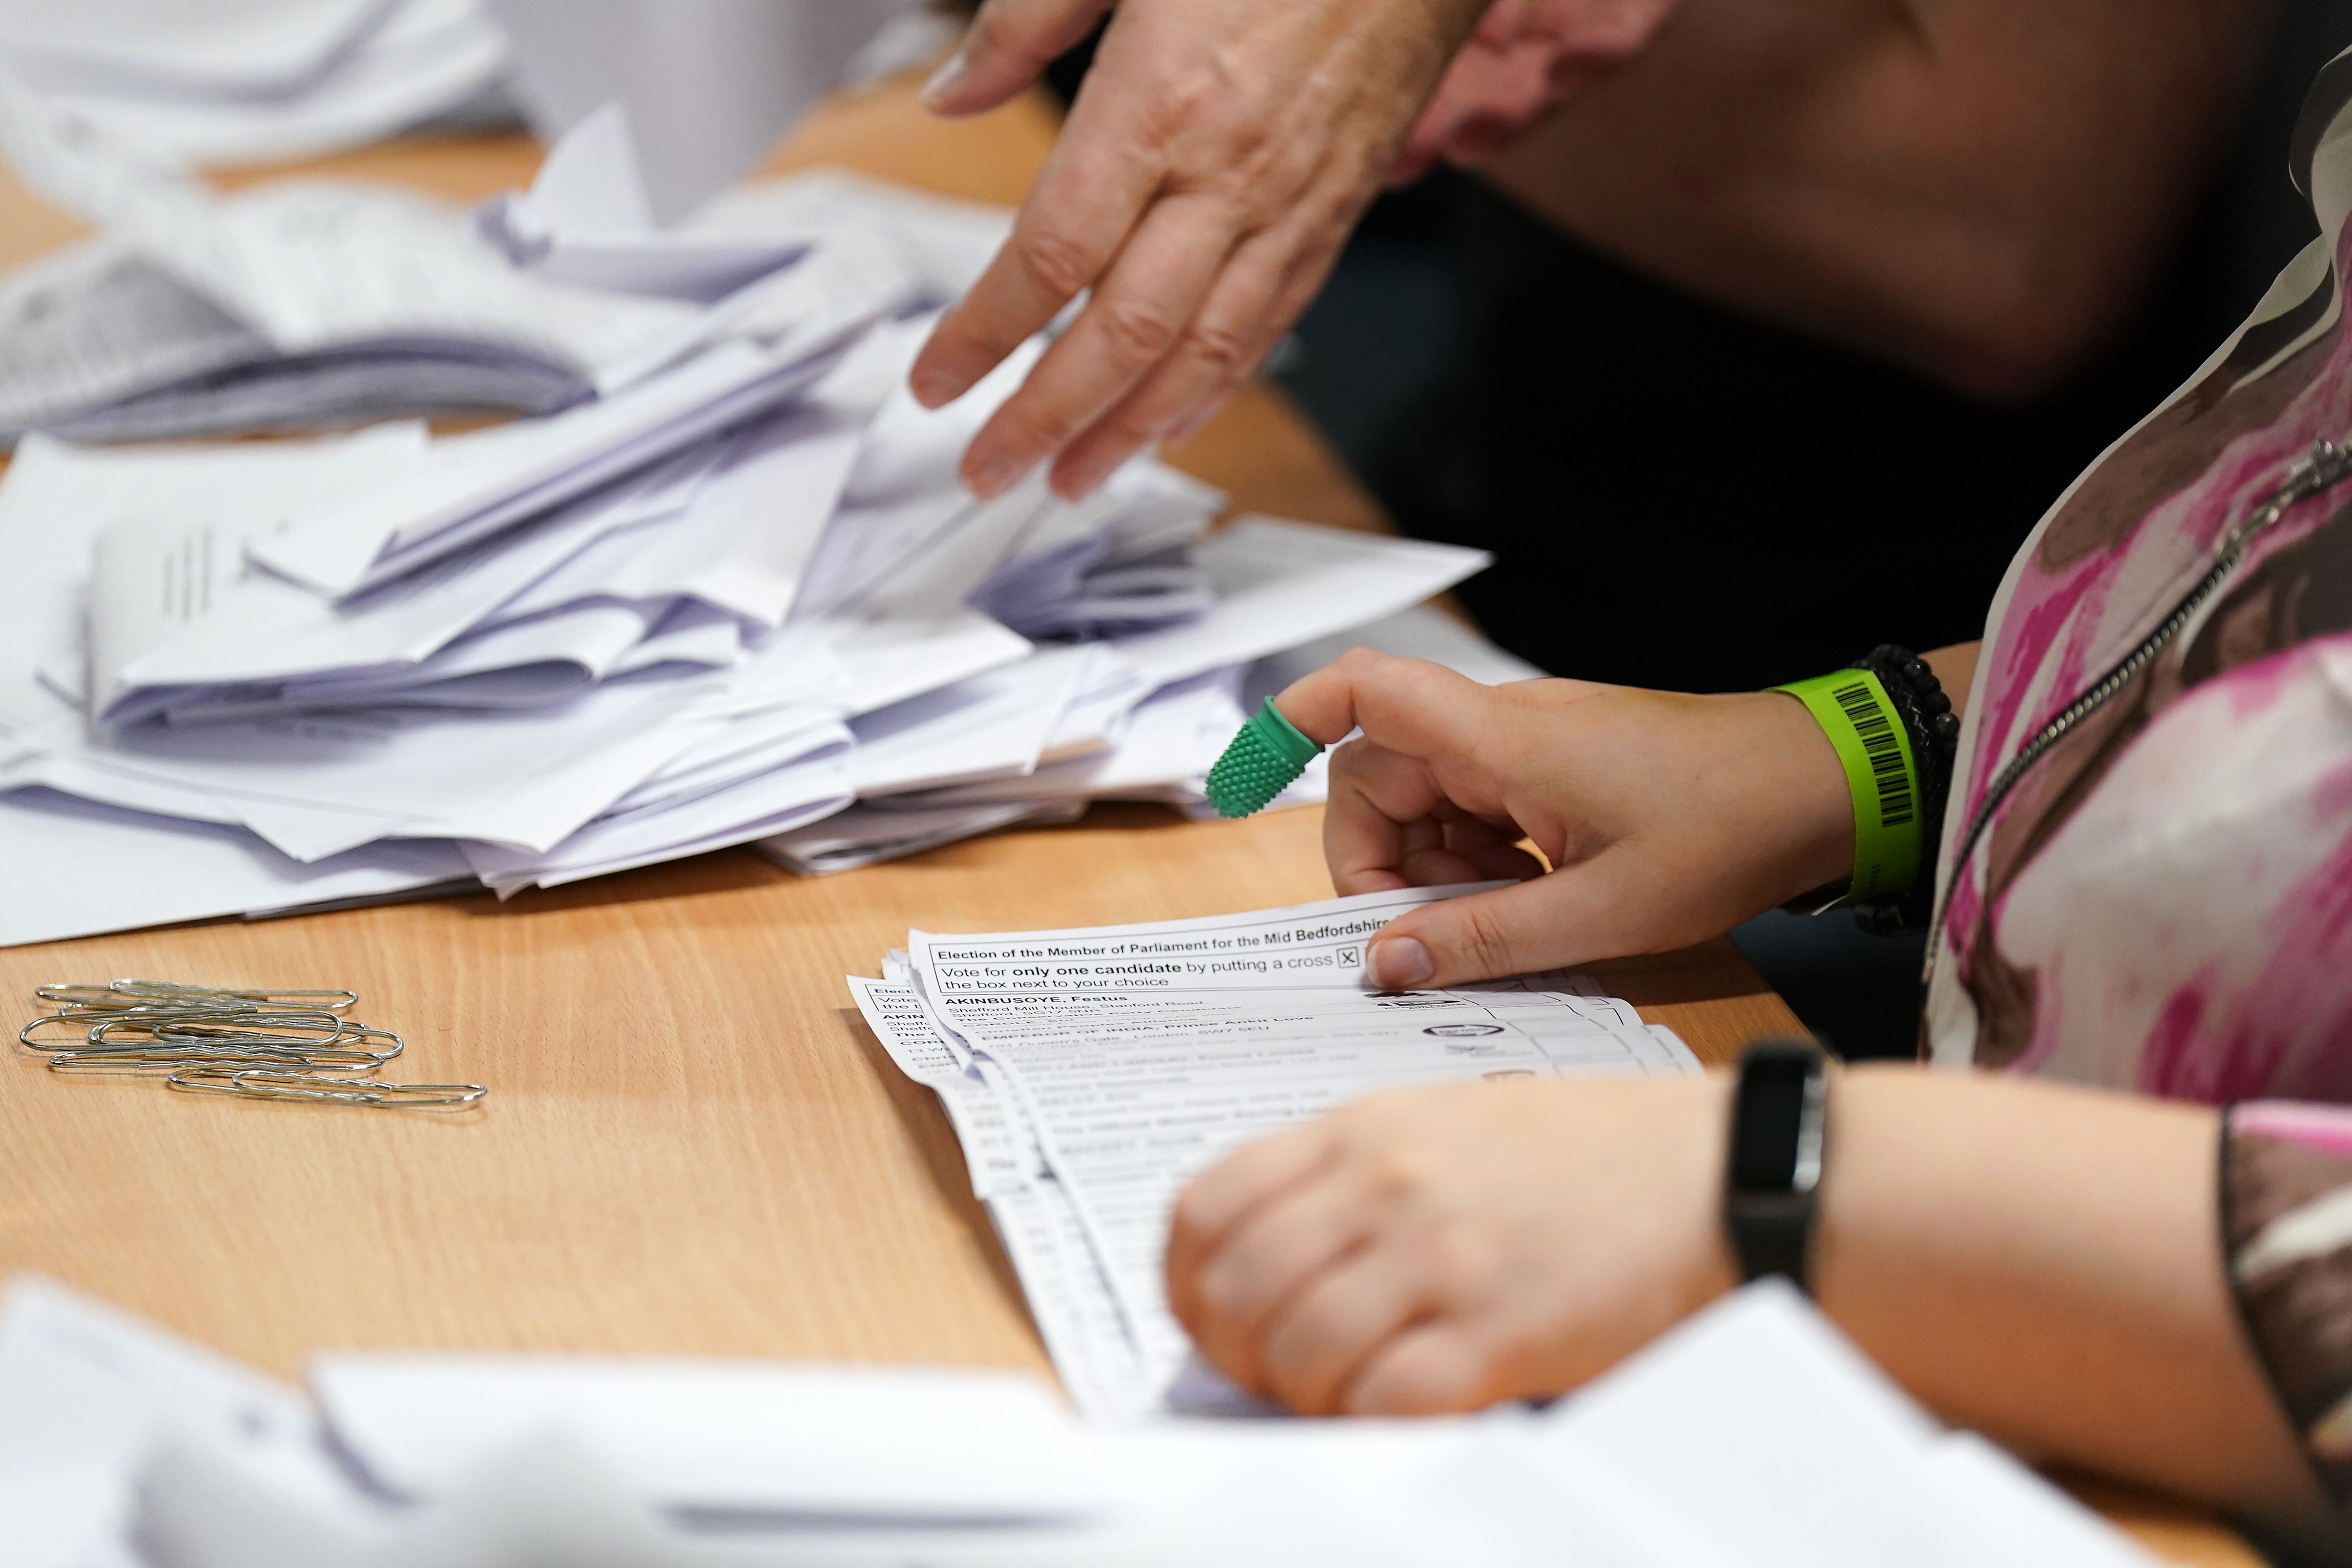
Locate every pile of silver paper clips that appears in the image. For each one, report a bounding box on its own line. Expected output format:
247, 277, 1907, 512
18, 979, 486, 1109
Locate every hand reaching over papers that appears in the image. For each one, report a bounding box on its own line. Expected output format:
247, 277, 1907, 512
909, 0, 1493, 502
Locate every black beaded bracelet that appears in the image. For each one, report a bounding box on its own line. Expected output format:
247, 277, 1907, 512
1847, 645, 1958, 935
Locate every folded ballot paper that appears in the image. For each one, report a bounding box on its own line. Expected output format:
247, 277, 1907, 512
0, 0, 514, 171
0, 0, 949, 195
0, 67, 955, 443
485, 0, 936, 226
0, 8, 978, 444
0, 1269, 2163, 1567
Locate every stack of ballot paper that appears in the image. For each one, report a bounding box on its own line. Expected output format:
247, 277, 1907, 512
0, 0, 514, 170
0, 1270, 2165, 1566
0, 235, 1507, 948
0, 104, 1526, 949
851, 885, 1700, 1421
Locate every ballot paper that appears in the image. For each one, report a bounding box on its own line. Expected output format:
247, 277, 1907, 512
244, 334, 863, 600
0, 103, 984, 447
0, 94, 699, 437
1116, 519, 1492, 688
0, 788, 472, 964
769, 599, 1529, 875
485, 0, 918, 225
0, 1274, 317, 1568
853, 885, 1699, 1420
311, 1357, 1113, 1522
847, 648, 1093, 796
696, 168, 1016, 311
0, 1271, 2165, 1566
0, 0, 513, 169
0, 51, 1005, 447
459, 736, 853, 893
0, 109, 922, 443
759, 511, 1493, 876
0, 399, 1497, 943
75, 335, 889, 730
1253, 601, 1546, 691
769, 799, 1087, 877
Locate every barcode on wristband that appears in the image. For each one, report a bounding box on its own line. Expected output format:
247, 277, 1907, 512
1832, 678, 1915, 829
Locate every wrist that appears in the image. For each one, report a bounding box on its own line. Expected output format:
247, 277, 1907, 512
1742, 690, 1858, 897
1679, 1072, 1746, 1309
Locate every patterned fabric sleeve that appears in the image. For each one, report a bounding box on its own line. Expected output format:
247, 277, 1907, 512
2223, 1101, 2352, 1502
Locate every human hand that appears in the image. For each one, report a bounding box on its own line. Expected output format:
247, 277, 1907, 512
1276, 649, 1852, 989
1165, 1073, 1736, 1414
911, 0, 1489, 502
1393, 0, 1685, 183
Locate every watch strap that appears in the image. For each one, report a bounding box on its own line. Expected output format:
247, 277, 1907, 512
1724, 1039, 1829, 1296
1728, 1197, 1815, 1287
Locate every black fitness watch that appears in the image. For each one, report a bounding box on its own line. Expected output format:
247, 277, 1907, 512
1723, 1039, 1830, 1294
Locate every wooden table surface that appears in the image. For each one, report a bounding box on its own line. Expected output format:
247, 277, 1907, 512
0, 73, 2256, 1568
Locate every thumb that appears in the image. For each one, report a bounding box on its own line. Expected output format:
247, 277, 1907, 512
1363, 853, 1656, 988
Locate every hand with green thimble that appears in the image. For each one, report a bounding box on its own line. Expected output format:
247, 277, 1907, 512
1209, 648, 1866, 994
1207, 699, 1326, 817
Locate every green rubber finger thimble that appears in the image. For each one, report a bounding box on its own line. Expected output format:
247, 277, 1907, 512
1205, 699, 1325, 818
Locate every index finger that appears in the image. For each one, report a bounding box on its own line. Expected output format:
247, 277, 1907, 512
920, 0, 1117, 119
1276, 647, 1496, 755
907, 74, 1164, 410
955, 191, 1241, 496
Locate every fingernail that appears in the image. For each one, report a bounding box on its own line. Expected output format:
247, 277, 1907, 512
1368, 937, 1434, 989
1050, 454, 1111, 502
920, 47, 969, 110
1169, 393, 1232, 446
913, 366, 967, 408
965, 454, 1024, 499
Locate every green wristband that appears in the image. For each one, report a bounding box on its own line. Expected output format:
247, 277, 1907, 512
1768, 669, 1922, 908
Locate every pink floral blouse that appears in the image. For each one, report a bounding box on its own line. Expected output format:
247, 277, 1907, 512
1919, 50, 2352, 1504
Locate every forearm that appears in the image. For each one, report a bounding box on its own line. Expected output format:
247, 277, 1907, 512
1817, 1066, 2330, 1542
1479, 0, 2274, 399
